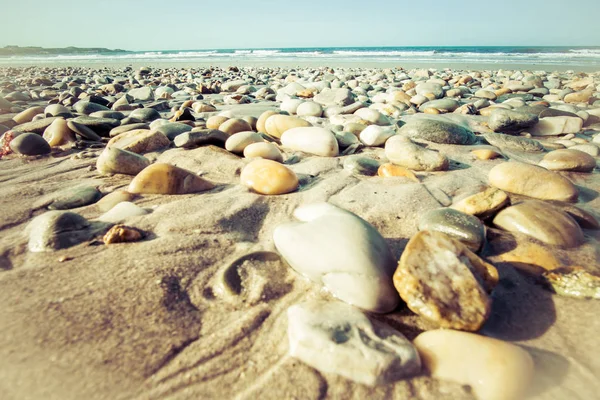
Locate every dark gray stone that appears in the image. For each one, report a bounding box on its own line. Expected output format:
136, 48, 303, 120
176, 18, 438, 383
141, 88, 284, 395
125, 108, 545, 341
343, 156, 381, 176
9, 132, 51, 155
483, 132, 545, 153
488, 109, 539, 132
398, 117, 476, 145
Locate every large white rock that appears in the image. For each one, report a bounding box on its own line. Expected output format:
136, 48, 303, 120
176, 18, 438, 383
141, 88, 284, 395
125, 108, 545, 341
281, 127, 339, 157
359, 125, 396, 146
354, 108, 390, 125
529, 116, 583, 136
287, 301, 421, 386
274, 203, 399, 312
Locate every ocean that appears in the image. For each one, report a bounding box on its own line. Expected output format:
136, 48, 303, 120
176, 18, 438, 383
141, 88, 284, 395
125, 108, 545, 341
1, 46, 600, 67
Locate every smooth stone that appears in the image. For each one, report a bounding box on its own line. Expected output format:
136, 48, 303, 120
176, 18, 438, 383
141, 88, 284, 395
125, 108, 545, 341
191, 102, 216, 113
0, 97, 16, 110
12, 117, 59, 134
335, 131, 359, 148
313, 88, 353, 107
129, 108, 161, 122
221, 79, 248, 92
415, 82, 444, 99
73, 101, 110, 115
474, 89, 497, 100
243, 142, 283, 162
418, 208, 486, 251
9, 132, 51, 155
67, 120, 102, 141
206, 115, 229, 130
96, 190, 134, 212
27, 211, 92, 252
44, 104, 72, 118
96, 146, 150, 175
529, 116, 583, 136
539, 149, 596, 172
240, 159, 298, 195
107, 129, 170, 154
98, 201, 149, 223
128, 163, 214, 194
493, 200, 584, 248
564, 89, 593, 104
359, 125, 395, 146
13, 106, 45, 124
569, 143, 600, 157
417, 98, 459, 112
399, 117, 476, 145
554, 203, 600, 230
154, 122, 192, 140
43, 119, 76, 146
377, 163, 419, 181
281, 127, 339, 157
296, 101, 323, 117
287, 301, 421, 386
472, 148, 502, 160
265, 115, 312, 138
393, 230, 498, 331
256, 111, 279, 133
218, 118, 253, 136
128, 87, 154, 101
353, 108, 390, 125
273, 203, 400, 313
343, 122, 367, 136
487, 109, 539, 132
89, 111, 125, 120
173, 129, 228, 148
452, 187, 510, 218
45, 185, 102, 210
489, 162, 578, 202
414, 330, 534, 400
482, 132, 544, 153
70, 116, 120, 135
280, 98, 304, 114
110, 123, 150, 138
225, 131, 264, 153
385, 135, 448, 171
343, 155, 381, 176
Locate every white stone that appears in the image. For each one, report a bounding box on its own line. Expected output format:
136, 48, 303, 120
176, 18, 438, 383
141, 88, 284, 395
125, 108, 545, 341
98, 202, 149, 223
281, 127, 339, 157
273, 203, 400, 312
529, 117, 583, 136
280, 99, 304, 115
353, 108, 390, 125
359, 125, 396, 147
296, 101, 323, 117
287, 301, 421, 386
224, 131, 264, 153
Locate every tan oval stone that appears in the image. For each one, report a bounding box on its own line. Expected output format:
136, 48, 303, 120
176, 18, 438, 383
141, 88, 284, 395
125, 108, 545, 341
192, 102, 217, 113
265, 114, 312, 138
96, 146, 150, 175
423, 107, 440, 114
488, 161, 578, 202
107, 129, 170, 154
43, 118, 76, 146
96, 190, 135, 212
343, 122, 367, 136
240, 159, 298, 195
256, 110, 279, 133
225, 131, 263, 153
241, 116, 258, 130
452, 187, 509, 218
487, 231, 562, 275
128, 163, 214, 194
218, 118, 253, 136
472, 148, 502, 160
414, 330, 534, 400
206, 115, 229, 129
13, 106, 44, 124
243, 142, 283, 162
493, 200, 584, 248
564, 89, 592, 104
393, 230, 498, 331
281, 127, 339, 157
539, 149, 596, 172
377, 163, 419, 182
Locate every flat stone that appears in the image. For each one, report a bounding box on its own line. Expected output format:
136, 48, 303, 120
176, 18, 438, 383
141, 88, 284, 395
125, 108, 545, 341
274, 203, 400, 313
471, 148, 502, 160
70, 116, 120, 135
343, 155, 381, 176
313, 88, 354, 107
354, 108, 390, 125
9, 132, 51, 155
385, 135, 448, 171
377, 163, 419, 181
109, 123, 150, 138
482, 132, 544, 153
359, 125, 395, 146
44, 104, 73, 118
240, 159, 298, 195
487, 109, 539, 132
173, 129, 228, 148
265, 115, 312, 139
489, 161, 578, 202
243, 142, 283, 162
67, 120, 102, 141
98, 201, 149, 223
12, 117, 59, 134
219, 118, 253, 136
569, 143, 600, 157
281, 127, 339, 157
13, 106, 44, 125
73, 101, 110, 115
96, 190, 134, 212
107, 129, 170, 154
296, 101, 323, 117
493, 200, 584, 248
225, 131, 264, 153
96, 146, 150, 175
417, 99, 459, 112
393, 230, 498, 331
128, 163, 214, 194
413, 330, 534, 400
418, 208, 486, 251
539, 149, 596, 172
399, 117, 476, 145
43, 185, 102, 210
452, 187, 509, 219
287, 301, 421, 386
529, 116, 583, 136
128, 87, 154, 101
27, 211, 93, 252
415, 82, 444, 99
129, 108, 161, 122
154, 122, 192, 140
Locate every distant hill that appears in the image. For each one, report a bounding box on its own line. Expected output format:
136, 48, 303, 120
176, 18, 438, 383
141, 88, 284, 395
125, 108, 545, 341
0, 46, 131, 56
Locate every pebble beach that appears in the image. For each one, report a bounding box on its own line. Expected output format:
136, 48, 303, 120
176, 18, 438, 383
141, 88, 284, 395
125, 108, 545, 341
1, 62, 600, 400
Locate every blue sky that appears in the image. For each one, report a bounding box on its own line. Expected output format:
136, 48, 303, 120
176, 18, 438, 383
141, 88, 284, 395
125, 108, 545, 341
1, 0, 598, 50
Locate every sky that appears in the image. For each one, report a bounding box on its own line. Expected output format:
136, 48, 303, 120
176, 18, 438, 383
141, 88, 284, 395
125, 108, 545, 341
1, 0, 599, 50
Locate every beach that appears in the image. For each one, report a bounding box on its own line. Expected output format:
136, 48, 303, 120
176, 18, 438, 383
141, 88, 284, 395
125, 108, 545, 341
1, 60, 600, 400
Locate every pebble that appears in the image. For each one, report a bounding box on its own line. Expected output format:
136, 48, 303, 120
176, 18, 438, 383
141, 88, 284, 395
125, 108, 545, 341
487, 108, 539, 132
394, 230, 498, 331
218, 118, 253, 135
274, 203, 400, 312
103, 224, 143, 244
313, 88, 354, 107
417, 98, 459, 112
529, 116, 583, 136
385, 135, 448, 171
173, 129, 228, 148
128, 163, 215, 194
471, 148, 502, 160
225, 131, 264, 153
343, 155, 381, 175
493, 200, 584, 248
96, 190, 134, 212
265, 115, 312, 138
256, 111, 279, 133
43, 118, 76, 146
129, 107, 161, 122
43, 185, 102, 210
206, 115, 229, 129
542, 266, 600, 299
9, 132, 51, 155
539, 149, 596, 172
67, 120, 102, 141
73, 101, 110, 115
418, 208, 486, 251
377, 163, 419, 181
13, 106, 44, 124
358, 125, 396, 146
98, 201, 149, 223
154, 122, 193, 140
353, 108, 390, 125
489, 161, 578, 202
281, 127, 339, 157
44, 104, 72, 118
12, 117, 59, 134
96, 146, 150, 175
27, 211, 92, 252
452, 187, 509, 218
399, 117, 476, 145
482, 132, 544, 153
413, 330, 534, 400
243, 142, 283, 162
128, 87, 154, 101
569, 143, 600, 157
107, 129, 170, 154
240, 158, 298, 195
287, 301, 421, 386
296, 101, 323, 117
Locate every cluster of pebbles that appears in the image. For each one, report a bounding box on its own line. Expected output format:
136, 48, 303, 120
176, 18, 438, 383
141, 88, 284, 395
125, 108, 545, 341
2, 64, 600, 399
